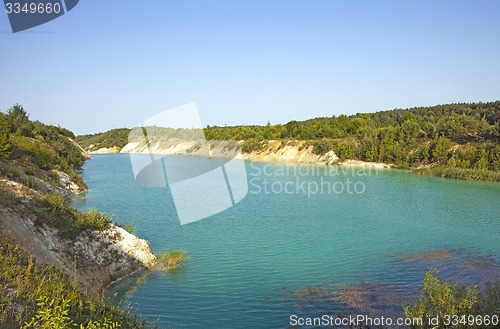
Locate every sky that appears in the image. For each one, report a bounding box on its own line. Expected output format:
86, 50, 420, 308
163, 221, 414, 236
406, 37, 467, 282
1, 0, 500, 135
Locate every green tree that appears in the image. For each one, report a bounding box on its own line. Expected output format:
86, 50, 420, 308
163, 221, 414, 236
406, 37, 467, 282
7, 104, 29, 133
429, 137, 451, 163
263, 121, 280, 139
0, 114, 12, 159
401, 119, 421, 143
360, 137, 378, 162
475, 148, 489, 170
405, 269, 478, 328
0, 131, 11, 159
346, 116, 367, 136
336, 141, 358, 161
489, 145, 500, 171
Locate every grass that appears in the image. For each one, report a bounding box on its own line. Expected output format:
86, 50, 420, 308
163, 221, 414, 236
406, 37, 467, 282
414, 166, 500, 182
40, 191, 111, 239
0, 234, 156, 329
157, 250, 189, 273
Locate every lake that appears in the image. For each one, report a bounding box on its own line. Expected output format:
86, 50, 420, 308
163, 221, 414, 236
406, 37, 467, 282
74, 154, 500, 328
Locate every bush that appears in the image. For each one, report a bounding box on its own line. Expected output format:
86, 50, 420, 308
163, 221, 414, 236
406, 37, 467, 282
241, 138, 263, 153
118, 220, 136, 234
22, 296, 74, 329
405, 269, 478, 328
0, 131, 11, 159
0, 235, 155, 328
158, 250, 189, 272
41, 193, 111, 239
335, 141, 359, 161
420, 166, 500, 182
312, 138, 335, 155
0, 114, 12, 159
81, 209, 111, 231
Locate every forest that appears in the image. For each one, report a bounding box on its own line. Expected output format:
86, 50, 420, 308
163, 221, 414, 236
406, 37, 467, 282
77, 101, 500, 181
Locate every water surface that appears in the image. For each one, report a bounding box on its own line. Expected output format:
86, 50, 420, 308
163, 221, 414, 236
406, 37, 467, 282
75, 154, 500, 328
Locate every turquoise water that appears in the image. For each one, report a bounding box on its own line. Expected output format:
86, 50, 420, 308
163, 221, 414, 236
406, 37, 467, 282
75, 154, 500, 328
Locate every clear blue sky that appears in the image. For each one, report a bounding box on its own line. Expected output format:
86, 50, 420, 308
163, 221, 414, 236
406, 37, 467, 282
1, 0, 499, 135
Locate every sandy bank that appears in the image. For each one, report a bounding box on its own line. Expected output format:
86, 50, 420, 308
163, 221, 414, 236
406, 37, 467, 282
337, 159, 392, 169
120, 139, 337, 164
119, 139, 391, 168
89, 146, 121, 154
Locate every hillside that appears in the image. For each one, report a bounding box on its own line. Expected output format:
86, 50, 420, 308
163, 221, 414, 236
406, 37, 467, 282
0, 105, 157, 328
76, 128, 130, 153
77, 101, 500, 181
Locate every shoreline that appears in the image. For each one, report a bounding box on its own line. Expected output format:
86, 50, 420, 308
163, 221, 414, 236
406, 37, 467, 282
103, 266, 150, 290
89, 144, 499, 182
92, 149, 394, 171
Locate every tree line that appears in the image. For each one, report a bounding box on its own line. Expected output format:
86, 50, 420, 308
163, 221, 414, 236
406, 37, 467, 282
74, 101, 500, 181
0, 105, 86, 182
204, 102, 500, 181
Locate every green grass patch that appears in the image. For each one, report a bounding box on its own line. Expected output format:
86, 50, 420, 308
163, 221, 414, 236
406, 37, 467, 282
41, 192, 111, 239
157, 250, 189, 273
414, 167, 500, 182
0, 234, 156, 328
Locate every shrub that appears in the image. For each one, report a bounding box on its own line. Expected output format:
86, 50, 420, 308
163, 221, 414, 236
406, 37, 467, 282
241, 138, 263, 153
119, 220, 136, 234
0, 235, 155, 328
312, 138, 335, 155
22, 296, 73, 329
0, 133, 12, 159
81, 209, 111, 231
41, 194, 110, 239
158, 250, 189, 272
404, 269, 478, 328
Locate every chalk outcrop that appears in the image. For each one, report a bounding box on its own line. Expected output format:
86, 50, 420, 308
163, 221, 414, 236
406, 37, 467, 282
68, 137, 92, 159
338, 159, 392, 169
90, 146, 121, 154
243, 140, 329, 164
120, 139, 342, 165
0, 176, 157, 294
108, 138, 391, 168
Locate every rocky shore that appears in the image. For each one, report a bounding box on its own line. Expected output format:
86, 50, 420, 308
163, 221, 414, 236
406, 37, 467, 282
0, 203, 157, 294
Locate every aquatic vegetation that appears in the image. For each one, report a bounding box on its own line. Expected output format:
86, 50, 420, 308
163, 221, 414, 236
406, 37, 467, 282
157, 249, 189, 273
293, 284, 329, 302
397, 249, 454, 262
397, 249, 500, 286
332, 282, 411, 318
